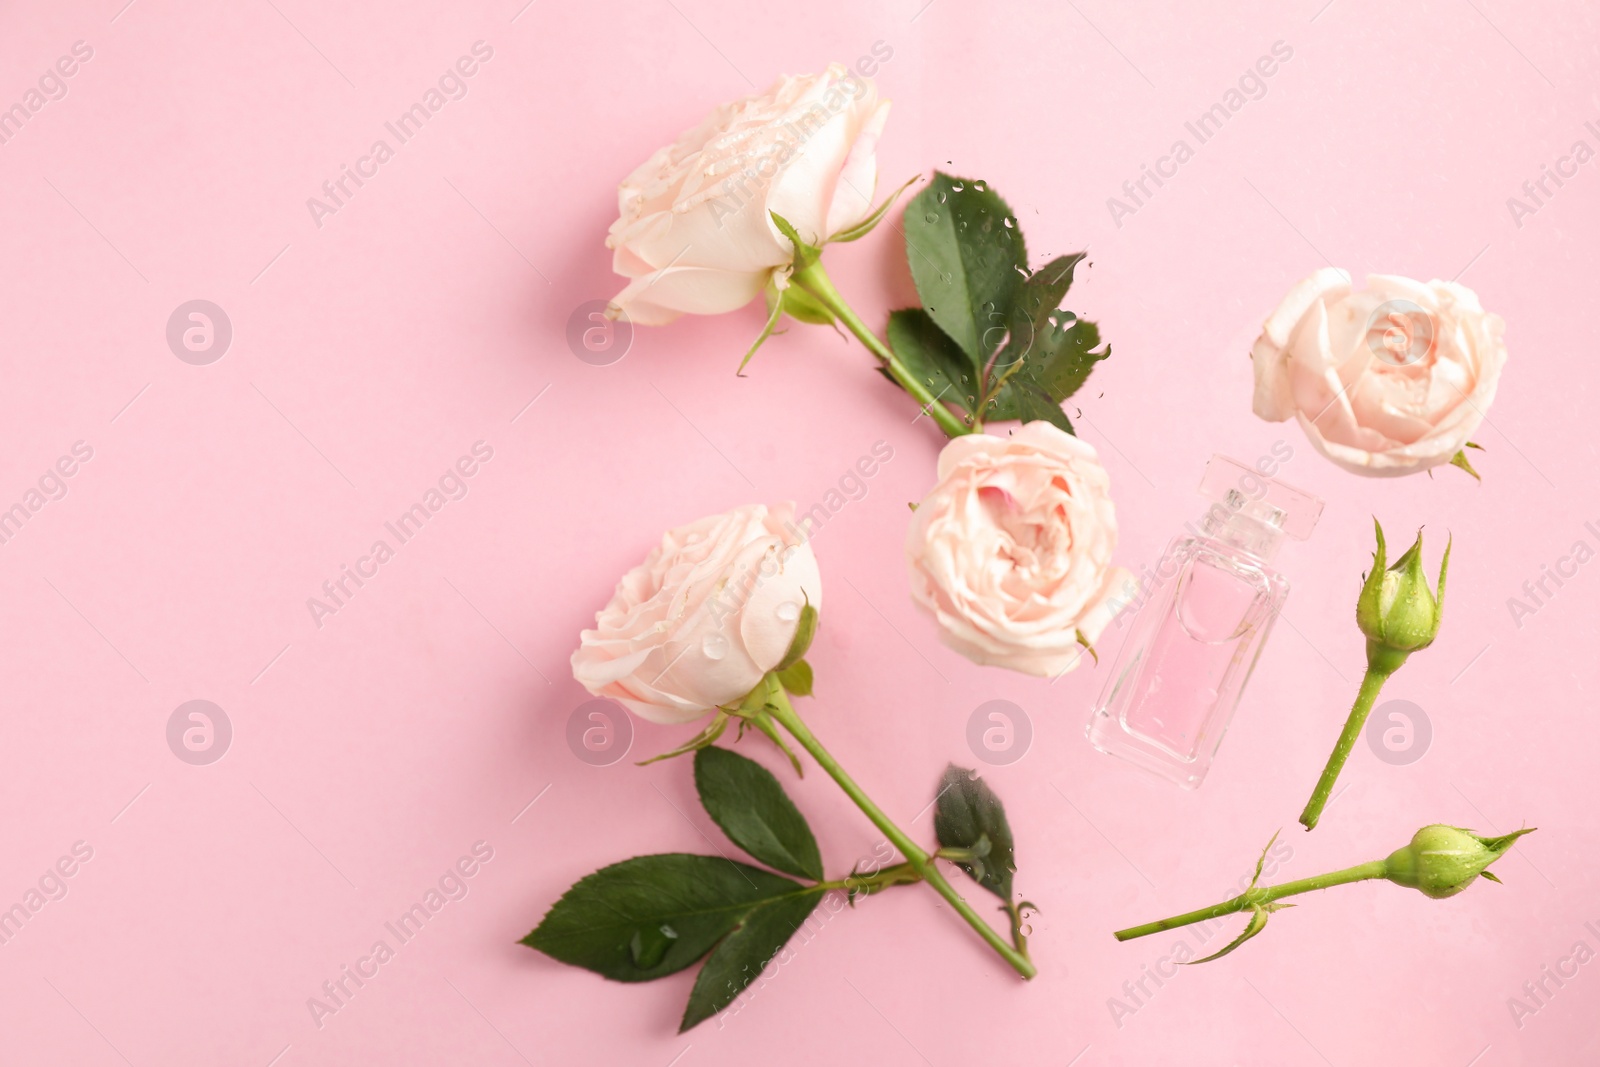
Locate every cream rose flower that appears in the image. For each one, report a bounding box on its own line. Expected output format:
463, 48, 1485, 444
1251, 269, 1508, 477
605, 64, 890, 325
905, 422, 1132, 677
571, 503, 822, 724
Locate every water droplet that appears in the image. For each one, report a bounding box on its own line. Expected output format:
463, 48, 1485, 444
960, 374, 970, 384
935, 190, 947, 204
951, 181, 965, 192
628, 924, 679, 969
776, 601, 801, 622
702, 633, 730, 660
924, 212, 938, 223
973, 179, 987, 191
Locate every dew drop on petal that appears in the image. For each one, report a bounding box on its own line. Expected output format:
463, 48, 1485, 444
702, 633, 730, 660
776, 601, 801, 623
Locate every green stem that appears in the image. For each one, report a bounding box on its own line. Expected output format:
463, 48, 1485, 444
765, 688, 1036, 978
789, 260, 973, 440
1114, 860, 1389, 942
1299, 666, 1393, 831
817, 860, 922, 897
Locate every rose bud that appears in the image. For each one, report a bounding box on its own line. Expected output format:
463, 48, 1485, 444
1299, 520, 1450, 830
1115, 823, 1535, 956
1382, 824, 1536, 900
1356, 520, 1451, 674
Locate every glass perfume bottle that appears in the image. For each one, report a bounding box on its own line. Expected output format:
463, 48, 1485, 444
1087, 455, 1323, 789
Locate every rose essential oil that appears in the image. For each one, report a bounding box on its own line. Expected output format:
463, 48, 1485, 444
1087, 455, 1323, 788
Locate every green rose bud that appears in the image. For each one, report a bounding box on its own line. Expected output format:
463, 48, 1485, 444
1355, 520, 1451, 674
1383, 824, 1535, 900
1116, 821, 1538, 954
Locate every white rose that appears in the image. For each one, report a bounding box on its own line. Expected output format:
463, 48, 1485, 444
571, 503, 822, 724
605, 64, 890, 325
1251, 269, 1509, 476
905, 422, 1133, 678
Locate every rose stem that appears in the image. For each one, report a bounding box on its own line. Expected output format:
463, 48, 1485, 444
815, 860, 922, 895
1113, 860, 1390, 942
765, 688, 1036, 979
788, 260, 974, 440
1298, 665, 1393, 831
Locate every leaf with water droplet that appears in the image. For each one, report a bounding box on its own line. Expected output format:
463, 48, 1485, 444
679, 886, 824, 1031
933, 764, 1018, 901
629, 923, 679, 968
885, 308, 977, 420
522, 854, 806, 983
985, 253, 1108, 434
902, 171, 1027, 368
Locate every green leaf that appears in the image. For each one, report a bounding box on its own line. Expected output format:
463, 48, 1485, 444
886, 309, 977, 418
902, 172, 1026, 366
990, 253, 1086, 384
695, 746, 823, 880
775, 658, 813, 697
522, 854, 805, 982
987, 312, 1107, 430
679, 887, 823, 1031
830, 174, 920, 243
933, 764, 1016, 900
776, 601, 818, 671
769, 211, 821, 274
992, 378, 1074, 434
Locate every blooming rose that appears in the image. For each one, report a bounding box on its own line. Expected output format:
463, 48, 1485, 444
605, 64, 890, 325
905, 422, 1132, 677
1250, 269, 1509, 477
571, 503, 822, 724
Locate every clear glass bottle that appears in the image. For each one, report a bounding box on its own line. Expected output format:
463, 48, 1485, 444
1087, 455, 1323, 789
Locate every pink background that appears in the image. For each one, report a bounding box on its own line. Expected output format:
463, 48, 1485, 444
2, 0, 1596, 1063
